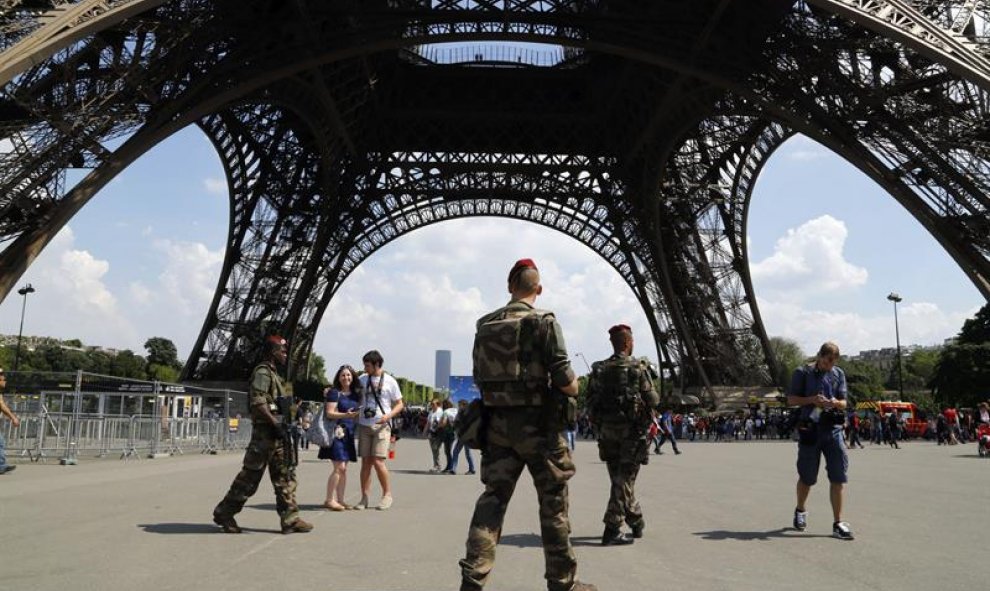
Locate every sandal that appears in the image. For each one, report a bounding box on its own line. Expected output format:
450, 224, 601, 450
324, 501, 347, 512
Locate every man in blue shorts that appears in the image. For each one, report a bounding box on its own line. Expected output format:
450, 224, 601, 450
786, 342, 854, 540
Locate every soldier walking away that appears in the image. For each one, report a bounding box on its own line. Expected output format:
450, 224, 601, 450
212, 336, 313, 534
0, 368, 22, 475
459, 259, 597, 591
586, 325, 660, 546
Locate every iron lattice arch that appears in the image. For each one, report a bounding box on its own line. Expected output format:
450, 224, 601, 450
3, 1, 990, 395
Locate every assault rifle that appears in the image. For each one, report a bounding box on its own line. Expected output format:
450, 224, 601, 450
275, 395, 299, 469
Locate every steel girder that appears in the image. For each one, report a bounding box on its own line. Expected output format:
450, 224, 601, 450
2, 1, 990, 391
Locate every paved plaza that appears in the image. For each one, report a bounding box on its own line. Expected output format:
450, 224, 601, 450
0, 437, 986, 591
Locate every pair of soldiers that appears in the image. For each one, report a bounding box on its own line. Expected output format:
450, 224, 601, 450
461, 259, 657, 591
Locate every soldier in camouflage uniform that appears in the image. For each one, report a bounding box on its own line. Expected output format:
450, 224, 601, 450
586, 324, 659, 545
212, 335, 313, 534
459, 259, 596, 591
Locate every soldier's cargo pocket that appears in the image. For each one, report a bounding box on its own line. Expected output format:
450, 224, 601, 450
243, 438, 272, 470
544, 446, 575, 483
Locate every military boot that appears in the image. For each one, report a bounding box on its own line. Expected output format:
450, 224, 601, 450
601, 526, 634, 546
572, 582, 599, 591
281, 518, 314, 534
630, 521, 645, 539
212, 513, 242, 534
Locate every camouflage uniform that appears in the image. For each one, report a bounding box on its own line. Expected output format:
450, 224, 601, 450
587, 354, 659, 533
460, 300, 578, 591
213, 362, 301, 528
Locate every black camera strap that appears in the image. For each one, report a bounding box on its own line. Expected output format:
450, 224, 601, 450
366, 372, 389, 416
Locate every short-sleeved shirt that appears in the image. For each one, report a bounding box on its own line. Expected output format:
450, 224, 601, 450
249, 362, 284, 424
427, 408, 444, 433
357, 372, 402, 428
787, 364, 847, 425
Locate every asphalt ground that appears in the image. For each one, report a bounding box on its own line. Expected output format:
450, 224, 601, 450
0, 436, 986, 591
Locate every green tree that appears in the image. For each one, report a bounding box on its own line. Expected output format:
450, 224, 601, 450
841, 359, 885, 401
958, 304, 990, 344
932, 302, 990, 408
932, 343, 990, 408
111, 350, 148, 379
144, 337, 181, 370
902, 348, 939, 391
147, 363, 180, 383
769, 336, 805, 388
84, 350, 115, 375
306, 353, 329, 385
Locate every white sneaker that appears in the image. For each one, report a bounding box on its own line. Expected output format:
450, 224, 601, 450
377, 495, 393, 511
832, 521, 854, 540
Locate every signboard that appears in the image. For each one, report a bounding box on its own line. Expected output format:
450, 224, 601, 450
448, 375, 481, 402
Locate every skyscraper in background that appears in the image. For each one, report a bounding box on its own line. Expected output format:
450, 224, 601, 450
435, 349, 451, 392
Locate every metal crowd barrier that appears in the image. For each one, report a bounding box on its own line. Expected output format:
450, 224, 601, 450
0, 370, 250, 464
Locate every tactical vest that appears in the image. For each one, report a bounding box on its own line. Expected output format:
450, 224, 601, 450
249, 363, 285, 424
472, 307, 553, 407
591, 356, 648, 422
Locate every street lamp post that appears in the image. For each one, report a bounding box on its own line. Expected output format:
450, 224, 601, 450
574, 352, 591, 373
887, 292, 904, 400
14, 283, 36, 371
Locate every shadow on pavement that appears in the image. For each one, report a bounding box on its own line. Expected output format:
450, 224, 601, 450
693, 528, 832, 541
248, 503, 327, 511
498, 533, 543, 548
139, 522, 285, 535
389, 469, 444, 476
569, 536, 605, 547
496, 533, 603, 548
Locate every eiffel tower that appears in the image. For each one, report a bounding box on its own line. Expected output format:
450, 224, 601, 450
2, 1, 989, 394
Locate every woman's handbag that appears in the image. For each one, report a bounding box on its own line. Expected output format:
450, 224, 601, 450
308, 407, 332, 448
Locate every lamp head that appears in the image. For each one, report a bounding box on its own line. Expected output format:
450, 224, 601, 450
18, 283, 35, 296
886, 292, 902, 303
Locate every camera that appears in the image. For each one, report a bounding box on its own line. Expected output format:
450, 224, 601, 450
363, 408, 377, 419
822, 408, 845, 427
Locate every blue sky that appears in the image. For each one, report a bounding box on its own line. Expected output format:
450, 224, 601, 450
0, 128, 983, 385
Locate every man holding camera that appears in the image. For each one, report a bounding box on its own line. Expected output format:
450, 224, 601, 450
460, 259, 596, 591
787, 341, 853, 540
356, 349, 403, 511
212, 335, 313, 534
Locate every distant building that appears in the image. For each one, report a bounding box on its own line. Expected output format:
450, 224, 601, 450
435, 349, 451, 392
850, 343, 943, 372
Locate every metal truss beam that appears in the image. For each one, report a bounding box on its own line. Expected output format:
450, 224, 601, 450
3, 1, 990, 390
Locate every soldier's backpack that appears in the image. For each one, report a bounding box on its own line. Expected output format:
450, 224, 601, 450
308, 405, 332, 448
591, 357, 649, 422
472, 308, 553, 407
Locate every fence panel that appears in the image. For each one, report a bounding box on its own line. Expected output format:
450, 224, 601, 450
0, 370, 248, 463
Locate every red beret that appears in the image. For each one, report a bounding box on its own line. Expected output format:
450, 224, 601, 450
608, 324, 632, 335
266, 335, 287, 347
508, 258, 538, 282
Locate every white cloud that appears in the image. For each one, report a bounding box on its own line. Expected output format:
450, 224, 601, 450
203, 177, 227, 195
757, 297, 976, 358
0, 226, 139, 348
152, 239, 225, 312
313, 218, 655, 384
750, 215, 867, 295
